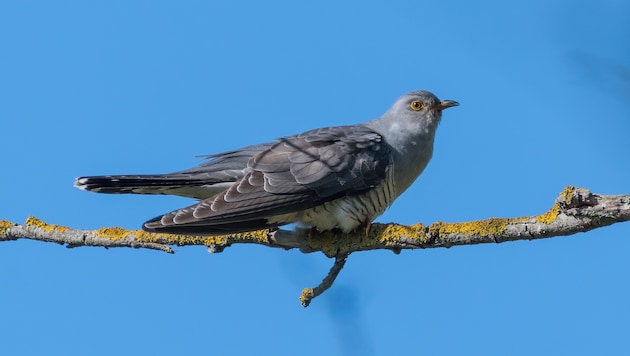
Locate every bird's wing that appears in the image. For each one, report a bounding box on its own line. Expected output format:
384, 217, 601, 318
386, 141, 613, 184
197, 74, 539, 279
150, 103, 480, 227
143, 125, 392, 234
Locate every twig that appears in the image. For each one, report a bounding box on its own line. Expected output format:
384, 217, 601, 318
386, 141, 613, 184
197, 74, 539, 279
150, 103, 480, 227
300, 253, 350, 307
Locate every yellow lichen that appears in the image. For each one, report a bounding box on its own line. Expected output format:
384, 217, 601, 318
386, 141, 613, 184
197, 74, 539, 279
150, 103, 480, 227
26, 216, 54, 232
304, 223, 431, 256
429, 218, 510, 237
135, 230, 220, 246
535, 186, 585, 224
536, 203, 561, 224
25, 216, 70, 233
300, 288, 314, 307
379, 223, 427, 244
135, 229, 269, 247
55, 225, 70, 233
559, 185, 589, 206
561, 186, 575, 205
96, 227, 131, 240
227, 229, 269, 244
0, 220, 14, 235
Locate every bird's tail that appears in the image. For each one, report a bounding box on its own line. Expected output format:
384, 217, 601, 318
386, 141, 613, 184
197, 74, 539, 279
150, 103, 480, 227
74, 174, 227, 200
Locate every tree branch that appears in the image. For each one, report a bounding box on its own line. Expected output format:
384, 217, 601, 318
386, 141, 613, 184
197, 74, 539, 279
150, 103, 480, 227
2, 186, 628, 306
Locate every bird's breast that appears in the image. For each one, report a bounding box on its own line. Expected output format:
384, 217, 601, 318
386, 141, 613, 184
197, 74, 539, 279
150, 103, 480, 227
290, 170, 397, 232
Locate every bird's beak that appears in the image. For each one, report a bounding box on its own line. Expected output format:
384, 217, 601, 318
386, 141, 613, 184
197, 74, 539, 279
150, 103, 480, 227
436, 100, 459, 110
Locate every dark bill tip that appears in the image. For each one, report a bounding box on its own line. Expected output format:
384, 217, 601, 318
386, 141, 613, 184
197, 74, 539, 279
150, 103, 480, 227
437, 100, 459, 110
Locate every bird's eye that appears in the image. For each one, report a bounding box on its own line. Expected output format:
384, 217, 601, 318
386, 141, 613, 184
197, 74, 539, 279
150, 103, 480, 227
410, 100, 424, 111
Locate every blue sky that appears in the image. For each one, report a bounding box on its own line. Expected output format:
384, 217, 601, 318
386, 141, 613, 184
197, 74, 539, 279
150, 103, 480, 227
1, 1, 629, 355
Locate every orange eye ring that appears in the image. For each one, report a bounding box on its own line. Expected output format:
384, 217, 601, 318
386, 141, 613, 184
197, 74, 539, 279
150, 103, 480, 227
410, 100, 424, 111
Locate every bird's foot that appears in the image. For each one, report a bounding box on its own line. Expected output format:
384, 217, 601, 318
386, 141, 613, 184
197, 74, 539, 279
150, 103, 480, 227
351, 220, 373, 237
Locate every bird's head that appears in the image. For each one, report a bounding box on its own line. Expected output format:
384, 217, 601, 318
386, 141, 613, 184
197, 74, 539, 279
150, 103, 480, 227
393, 90, 458, 127
376, 90, 458, 138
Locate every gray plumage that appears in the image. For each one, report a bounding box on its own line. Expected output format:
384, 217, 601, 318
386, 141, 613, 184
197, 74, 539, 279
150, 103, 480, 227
74, 90, 458, 235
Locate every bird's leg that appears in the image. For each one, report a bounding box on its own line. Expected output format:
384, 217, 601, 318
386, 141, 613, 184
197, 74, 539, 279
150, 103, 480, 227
352, 220, 373, 236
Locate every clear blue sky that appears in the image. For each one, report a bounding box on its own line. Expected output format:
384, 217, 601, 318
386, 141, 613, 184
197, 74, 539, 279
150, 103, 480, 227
1, 1, 629, 355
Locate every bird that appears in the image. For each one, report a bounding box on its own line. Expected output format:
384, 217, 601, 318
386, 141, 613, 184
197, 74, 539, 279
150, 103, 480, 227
75, 90, 458, 235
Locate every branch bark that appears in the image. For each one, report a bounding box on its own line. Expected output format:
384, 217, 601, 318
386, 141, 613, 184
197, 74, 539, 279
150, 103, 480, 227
2, 186, 628, 306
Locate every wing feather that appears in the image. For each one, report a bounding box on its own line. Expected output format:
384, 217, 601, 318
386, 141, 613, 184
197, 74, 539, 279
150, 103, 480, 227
143, 125, 392, 234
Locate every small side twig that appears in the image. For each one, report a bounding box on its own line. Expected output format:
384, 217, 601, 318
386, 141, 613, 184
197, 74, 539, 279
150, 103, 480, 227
299, 253, 350, 307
